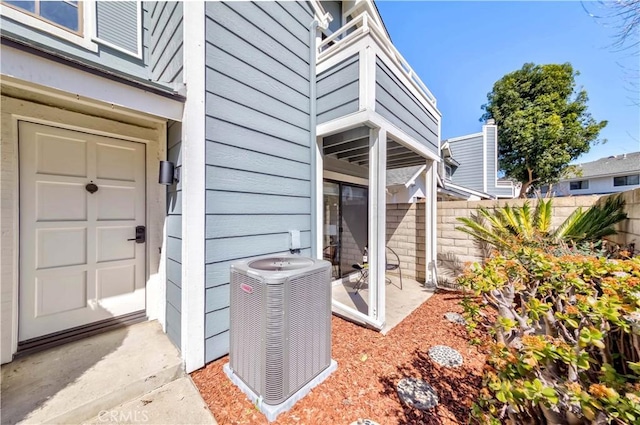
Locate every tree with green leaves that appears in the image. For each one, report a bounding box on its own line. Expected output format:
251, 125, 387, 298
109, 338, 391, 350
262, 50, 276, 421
481, 63, 607, 197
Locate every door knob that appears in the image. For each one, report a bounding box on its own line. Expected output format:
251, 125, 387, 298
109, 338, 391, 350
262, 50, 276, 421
128, 225, 146, 243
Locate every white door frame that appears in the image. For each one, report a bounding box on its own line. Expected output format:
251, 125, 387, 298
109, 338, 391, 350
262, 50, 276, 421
1, 93, 168, 363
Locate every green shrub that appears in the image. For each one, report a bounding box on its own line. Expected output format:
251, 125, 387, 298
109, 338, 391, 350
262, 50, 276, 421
455, 195, 628, 257
458, 248, 640, 424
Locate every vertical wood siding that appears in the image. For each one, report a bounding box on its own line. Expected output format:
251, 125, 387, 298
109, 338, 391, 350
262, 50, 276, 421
375, 58, 439, 155
317, 54, 359, 124
203, 1, 314, 363
166, 121, 182, 348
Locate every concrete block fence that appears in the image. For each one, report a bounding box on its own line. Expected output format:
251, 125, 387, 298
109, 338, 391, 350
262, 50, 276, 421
386, 203, 426, 282
435, 188, 640, 283
384, 188, 640, 287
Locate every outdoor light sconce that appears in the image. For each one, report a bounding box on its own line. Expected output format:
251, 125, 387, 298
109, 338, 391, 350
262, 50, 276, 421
158, 160, 180, 185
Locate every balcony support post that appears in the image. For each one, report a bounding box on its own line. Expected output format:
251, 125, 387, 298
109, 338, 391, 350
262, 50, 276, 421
368, 126, 386, 324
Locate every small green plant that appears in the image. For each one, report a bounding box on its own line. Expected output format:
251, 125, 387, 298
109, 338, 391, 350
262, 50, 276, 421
456, 195, 627, 257
459, 249, 640, 424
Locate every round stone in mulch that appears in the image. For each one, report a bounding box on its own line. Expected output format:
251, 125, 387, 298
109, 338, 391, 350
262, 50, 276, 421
444, 312, 466, 325
428, 345, 463, 368
349, 420, 380, 425
397, 378, 439, 410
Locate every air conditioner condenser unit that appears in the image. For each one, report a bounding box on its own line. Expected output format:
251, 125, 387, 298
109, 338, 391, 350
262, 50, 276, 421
224, 255, 337, 422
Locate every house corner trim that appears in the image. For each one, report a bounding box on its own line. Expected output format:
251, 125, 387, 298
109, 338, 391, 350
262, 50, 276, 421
181, 0, 206, 373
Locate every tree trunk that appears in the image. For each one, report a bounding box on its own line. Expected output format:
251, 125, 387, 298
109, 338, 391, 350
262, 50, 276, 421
519, 181, 531, 198
519, 168, 538, 198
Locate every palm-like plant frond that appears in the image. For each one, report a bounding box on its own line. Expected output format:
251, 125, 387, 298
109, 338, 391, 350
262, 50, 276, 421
552, 207, 584, 242
457, 195, 627, 254
518, 202, 534, 239
456, 212, 512, 251
534, 199, 553, 234
553, 195, 627, 244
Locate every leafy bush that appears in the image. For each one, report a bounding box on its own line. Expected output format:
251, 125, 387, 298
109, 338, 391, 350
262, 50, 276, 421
456, 195, 627, 257
458, 248, 640, 424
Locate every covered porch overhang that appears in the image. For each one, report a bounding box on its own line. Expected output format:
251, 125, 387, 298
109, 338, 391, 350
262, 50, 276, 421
315, 7, 441, 331
316, 111, 438, 331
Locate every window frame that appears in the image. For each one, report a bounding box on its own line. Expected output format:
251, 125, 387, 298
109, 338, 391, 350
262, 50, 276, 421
92, 1, 143, 59
1, 0, 98, 51
613, 174, 640, 187
569, 180, 589, 191
444, 164, 452, 180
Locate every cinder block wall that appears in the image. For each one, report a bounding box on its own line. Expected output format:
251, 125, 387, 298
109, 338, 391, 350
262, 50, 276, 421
607, 188, 640, 249
384, 189, 640, 288
436, 189, 640, 279
436, 196, 603, 277
386, 203, 427, 283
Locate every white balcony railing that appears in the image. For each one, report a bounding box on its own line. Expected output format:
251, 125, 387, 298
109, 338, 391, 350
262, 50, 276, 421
318, 12, 437, 107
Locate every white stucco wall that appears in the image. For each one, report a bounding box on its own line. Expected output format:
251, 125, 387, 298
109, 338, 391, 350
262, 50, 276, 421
554, 175, 640, 197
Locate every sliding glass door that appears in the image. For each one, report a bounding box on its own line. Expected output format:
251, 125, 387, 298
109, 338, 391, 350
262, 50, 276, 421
322, 180, 368, 279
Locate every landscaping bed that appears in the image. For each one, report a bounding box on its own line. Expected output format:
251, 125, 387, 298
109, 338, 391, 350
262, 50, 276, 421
192, 292, 488, 424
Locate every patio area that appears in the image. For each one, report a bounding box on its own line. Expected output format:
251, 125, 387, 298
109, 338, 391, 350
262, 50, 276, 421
192, 290, 486, 425
331, 272, 435, 334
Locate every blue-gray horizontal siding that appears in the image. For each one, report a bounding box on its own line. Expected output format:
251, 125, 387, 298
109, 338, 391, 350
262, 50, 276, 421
482, 126, 513, 197
491, 186, 515, 197
321, 1, 342, 34
317, 54, 359, 124
375, 58, 439, 155
96, 1, 139, 54
449, 135, 484, 192
203, 1, 314, 363
1, 4, 152, 85
147, 1, 183, 84
166, 121, 182, 348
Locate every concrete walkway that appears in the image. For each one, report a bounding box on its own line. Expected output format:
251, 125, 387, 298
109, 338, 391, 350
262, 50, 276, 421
332, 274, 435, 334
1, 321, 217, 425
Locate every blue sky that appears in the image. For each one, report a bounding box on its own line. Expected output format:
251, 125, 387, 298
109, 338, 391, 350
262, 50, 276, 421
376, 0, 640, 163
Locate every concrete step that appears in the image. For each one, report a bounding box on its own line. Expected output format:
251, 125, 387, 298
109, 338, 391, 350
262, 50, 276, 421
1, 321, 184, 425
82, 377, 217, 425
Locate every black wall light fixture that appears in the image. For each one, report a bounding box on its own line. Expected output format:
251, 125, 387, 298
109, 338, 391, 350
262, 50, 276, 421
158, 161, 180, 185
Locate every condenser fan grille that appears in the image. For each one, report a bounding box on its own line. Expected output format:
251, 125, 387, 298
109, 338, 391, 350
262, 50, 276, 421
229, 256, 331, 406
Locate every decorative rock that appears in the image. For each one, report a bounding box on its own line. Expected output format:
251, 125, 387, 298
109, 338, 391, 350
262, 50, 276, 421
444, 312, 466, 325
350, 420, 380, 425
428, 345, 463, 368
397, 378, 439, 410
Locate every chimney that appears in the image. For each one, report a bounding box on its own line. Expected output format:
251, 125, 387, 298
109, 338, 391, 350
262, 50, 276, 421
486, 118, 495, 125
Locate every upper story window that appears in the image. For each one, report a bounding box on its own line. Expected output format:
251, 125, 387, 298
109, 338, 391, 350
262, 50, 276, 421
3, 1, 80, 33
569, 180, 589, 190
613, 174, 640, 187
1, 1, 142, 57
444, 165, 452, 180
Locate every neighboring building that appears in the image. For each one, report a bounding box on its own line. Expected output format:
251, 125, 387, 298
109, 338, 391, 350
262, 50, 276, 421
444, 120, 518, 199
1, 0, 440, 374
542, 152, 640, 197
386, 163, 492, 203
386, 164, 427, 203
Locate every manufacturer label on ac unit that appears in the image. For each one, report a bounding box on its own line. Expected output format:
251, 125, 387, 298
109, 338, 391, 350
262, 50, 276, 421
240, 283, 254, 294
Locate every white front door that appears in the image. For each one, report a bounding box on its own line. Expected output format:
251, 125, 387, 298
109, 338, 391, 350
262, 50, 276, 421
19, 122, 146, 341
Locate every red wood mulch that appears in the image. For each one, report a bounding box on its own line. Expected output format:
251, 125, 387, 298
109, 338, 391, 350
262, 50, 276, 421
192, 292, 487, 425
